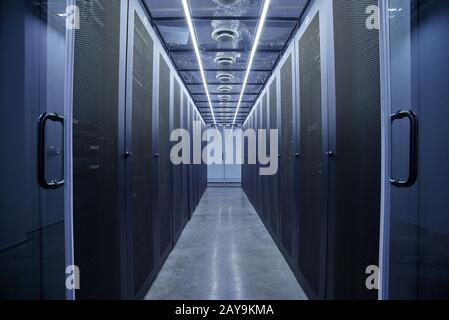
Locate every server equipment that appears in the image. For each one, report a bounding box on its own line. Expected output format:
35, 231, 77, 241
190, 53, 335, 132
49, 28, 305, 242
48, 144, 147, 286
242, 0, 381, 300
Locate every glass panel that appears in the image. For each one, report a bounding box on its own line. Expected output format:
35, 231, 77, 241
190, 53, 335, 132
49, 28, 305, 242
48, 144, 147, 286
130, 12, 154, 296
298, 14, 324, 297
188, 84, 262, 94
0, 0, 68, 299
172, 51, 279, 71
181, 70, 269, 84
387, 0, 449, 299
268, 0, 308, 17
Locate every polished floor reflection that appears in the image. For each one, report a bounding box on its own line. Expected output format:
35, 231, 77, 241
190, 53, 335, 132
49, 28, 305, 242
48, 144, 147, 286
145, 187, 307, 300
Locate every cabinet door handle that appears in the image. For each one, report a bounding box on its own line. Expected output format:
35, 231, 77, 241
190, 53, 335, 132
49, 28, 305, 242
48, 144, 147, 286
38, 113, 64, 189
390, 110, 419, 188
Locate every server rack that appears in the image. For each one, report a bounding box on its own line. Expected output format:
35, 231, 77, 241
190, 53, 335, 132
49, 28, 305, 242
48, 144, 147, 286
242, 0, 381, 300
71, 0, 207, 299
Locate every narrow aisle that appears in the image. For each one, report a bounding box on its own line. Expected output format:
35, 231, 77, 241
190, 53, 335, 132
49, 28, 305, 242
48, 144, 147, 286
145, 187, 307, 300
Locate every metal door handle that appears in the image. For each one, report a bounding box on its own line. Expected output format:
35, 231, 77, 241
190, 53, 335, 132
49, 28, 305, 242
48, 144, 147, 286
390, 110, 419, 188
38, 113, 64, 189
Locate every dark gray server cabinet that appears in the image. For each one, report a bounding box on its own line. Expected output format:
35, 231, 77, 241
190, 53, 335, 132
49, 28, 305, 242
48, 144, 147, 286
329, 0, 381, 299
181, 94, 190, 227
188, 104, 195, 216
261, 94, 269, 223
297, 13, 327, 299
72, 0, 123, 299
278, 55, 297, 266
268, 80, 279, 237
125, 9, 157, 298
172, 79, 184, 243
157, 56, 172, 262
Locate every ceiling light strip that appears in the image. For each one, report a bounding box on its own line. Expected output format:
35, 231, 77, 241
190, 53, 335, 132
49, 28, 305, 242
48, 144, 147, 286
232, 0, 271, 127
182, 0, 217, 126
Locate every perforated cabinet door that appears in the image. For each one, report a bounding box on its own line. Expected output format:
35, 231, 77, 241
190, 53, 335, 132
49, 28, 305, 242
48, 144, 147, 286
297, 13, 327, 299
157, 56, 173, 260
268, 79, 280, 237
329, 0, 381, 299
278, 55, 297, 265
125, 4, 157, 298
171, 79, 183, 243
72, 0, 122, 299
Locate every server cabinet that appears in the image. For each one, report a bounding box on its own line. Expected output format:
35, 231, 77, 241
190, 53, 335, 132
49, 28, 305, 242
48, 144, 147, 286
188, 102, 195, 217
181, 93, 190, 225
380, 0, 449, 300
268, 78, 280, 237
260, 93, 269, 223
156, 54, 172, 262
296, 11, 328, 299
252, 107, 259, 213
250, 113, 257, 207
278, 53, 297, 267
124, 0, 158, 298
171, 78, 184, 243
72, 0, 124, 299
328, 0, 381, 299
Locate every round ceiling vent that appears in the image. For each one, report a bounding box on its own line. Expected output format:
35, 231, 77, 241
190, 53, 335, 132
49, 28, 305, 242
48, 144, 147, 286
215, 0, 240, 6
212, 28, 239, 43
211, 20, 239, 43
216, 73, 235, 82
214, 54, 237, 66
218, 108, 232, 112
219, 102, 232, 108
219, 95, 232, 101
218, 85, 233, 93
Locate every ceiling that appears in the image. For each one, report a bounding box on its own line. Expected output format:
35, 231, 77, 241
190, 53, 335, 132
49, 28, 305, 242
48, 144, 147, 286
143, 0, 309, 126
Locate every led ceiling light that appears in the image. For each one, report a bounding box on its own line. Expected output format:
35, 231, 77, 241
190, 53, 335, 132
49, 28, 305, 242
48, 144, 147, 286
232, 0, 271, 127
182, 0, 217, 126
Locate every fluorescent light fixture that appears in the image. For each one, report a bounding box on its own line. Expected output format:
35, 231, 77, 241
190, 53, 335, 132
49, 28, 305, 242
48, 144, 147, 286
232, 0, 271, 127
182, 0, 217, 126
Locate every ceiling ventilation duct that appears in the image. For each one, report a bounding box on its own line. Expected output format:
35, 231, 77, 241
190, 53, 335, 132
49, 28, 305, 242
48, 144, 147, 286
214, 53, 237, 66
211, 20, 240, 43
218, 85, 233, 93
216, 72, 235, 82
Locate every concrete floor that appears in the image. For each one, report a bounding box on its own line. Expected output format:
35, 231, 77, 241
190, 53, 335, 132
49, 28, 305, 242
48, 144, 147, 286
145, 187, 308, 300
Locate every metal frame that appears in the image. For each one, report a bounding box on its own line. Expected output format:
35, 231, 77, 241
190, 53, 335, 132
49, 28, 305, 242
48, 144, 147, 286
378, 0, 391, 301
64, 0, 75, 301
143, 0, 311, 126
